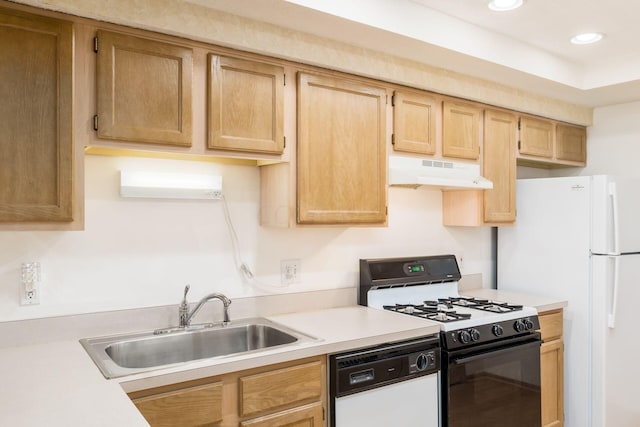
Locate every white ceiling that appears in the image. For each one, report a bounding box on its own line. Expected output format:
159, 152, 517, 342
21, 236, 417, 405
186, 0, 640, 107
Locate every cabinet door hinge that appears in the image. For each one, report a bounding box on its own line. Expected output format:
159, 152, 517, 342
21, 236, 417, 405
283, 135, 286, 148
391, 133, 395, 145
386, 206, 388, 216
517, 118, 521, 130
93, 115, 99, 131
93, 36, 99, 53
391, 94, 395, 107
283, 73, 286, 86
518, 140, 521, 150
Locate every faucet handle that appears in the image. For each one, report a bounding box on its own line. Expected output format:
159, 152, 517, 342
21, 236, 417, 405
179, 285, 191, 328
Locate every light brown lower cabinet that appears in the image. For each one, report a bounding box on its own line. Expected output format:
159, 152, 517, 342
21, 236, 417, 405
538, 309, 564, 427
240, 402, 324, 427
129, 356, 326, 427
131, 382, 223, 427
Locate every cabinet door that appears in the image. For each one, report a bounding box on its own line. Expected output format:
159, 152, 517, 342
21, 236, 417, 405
132, 382, 223, 427
297, 72, 387, 224
541, 340, 564, 427
519, 116, 553, 158
392, 90, 437, 155
556, 124, 586, 163
240, 402, 323, 427
483, 109, 516, 223
0, 8, 73, 222
442, 101, 481, 160
96, 30, 193, 146
208, 55, 284, 154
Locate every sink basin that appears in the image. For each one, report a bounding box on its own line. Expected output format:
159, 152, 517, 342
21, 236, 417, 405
80, 318, 315, 378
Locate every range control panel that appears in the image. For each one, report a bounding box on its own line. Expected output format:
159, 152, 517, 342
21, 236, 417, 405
442, 315, 540, 350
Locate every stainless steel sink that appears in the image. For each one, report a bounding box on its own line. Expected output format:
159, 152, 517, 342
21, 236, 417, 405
80, 318, 315, 378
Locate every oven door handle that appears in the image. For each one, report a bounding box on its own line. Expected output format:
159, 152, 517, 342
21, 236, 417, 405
451, 338, 541, 365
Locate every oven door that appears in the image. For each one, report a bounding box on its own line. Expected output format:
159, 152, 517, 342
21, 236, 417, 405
442, 333, 541, 427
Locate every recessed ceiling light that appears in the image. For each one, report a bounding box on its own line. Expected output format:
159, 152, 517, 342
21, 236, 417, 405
488, 0, 524, 12
570, 32, 604, 45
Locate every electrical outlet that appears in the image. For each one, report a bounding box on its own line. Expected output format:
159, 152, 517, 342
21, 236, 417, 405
20, 262, 41, 305
280, 259, 301, 284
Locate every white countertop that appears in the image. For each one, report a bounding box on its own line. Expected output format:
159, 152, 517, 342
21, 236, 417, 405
0, 306, 440, 427
462, 288, 568, 313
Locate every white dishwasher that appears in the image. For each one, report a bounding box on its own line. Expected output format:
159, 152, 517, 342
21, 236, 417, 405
329, 336, 440, 427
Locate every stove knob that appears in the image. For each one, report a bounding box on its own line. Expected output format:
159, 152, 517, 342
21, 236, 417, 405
416, 353, 428, 371
492, 324, 504, 337
469, 328, 481, 342
514, 319, 525, 332
458, 330, 471, 344
524, 319, 535, 330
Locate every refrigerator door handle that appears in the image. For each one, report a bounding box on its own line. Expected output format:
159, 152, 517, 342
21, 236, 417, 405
609, 182, 620, 255
608, 255, 620, 329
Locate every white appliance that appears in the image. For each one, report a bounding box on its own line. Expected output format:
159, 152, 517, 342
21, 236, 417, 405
388, 155, 493, 189
329, 336, 440, 427
498, 176, 640, 427
360, 255, 542, 427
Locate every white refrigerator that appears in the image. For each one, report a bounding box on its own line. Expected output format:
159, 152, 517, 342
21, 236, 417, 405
497, 175, 640, 427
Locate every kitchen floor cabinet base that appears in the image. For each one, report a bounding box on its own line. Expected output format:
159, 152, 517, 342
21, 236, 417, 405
128, 356, 326, 427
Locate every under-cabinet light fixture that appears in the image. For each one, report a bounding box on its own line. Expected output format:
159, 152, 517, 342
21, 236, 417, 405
120, 171, 223, 200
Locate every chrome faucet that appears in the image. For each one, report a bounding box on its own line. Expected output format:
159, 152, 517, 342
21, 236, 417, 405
179, 285, 232, 328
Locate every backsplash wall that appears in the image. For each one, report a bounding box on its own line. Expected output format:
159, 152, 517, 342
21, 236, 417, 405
0, 155, 493, 322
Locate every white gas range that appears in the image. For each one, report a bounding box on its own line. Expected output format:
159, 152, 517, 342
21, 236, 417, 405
359, 255, 542, 427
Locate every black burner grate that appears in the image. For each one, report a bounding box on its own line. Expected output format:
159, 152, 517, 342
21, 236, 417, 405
383, 303, 472, 323
443, 297, 523, 313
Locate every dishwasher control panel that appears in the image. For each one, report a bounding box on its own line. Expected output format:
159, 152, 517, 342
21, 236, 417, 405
330, 335, 441, 398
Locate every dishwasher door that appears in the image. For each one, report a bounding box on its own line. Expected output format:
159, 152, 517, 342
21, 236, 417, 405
334, 372, 439, 426
329, 336, 441, 427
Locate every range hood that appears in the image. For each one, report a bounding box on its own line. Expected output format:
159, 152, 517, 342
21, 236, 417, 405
388, 155, 493, 190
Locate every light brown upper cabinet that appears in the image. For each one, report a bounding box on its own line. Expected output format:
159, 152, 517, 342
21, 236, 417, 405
483, 109, 517, 223
208, 55, 285, 154
519, 116, 554, 158
556, 123, 586, 163
0, 8, 73, 222
442, 100, 481, 160
443, 109, 516, 226
297, 72, 387, 225
517, 116, 586, 167
392, 90, 438, 155
95, 30, 193, 146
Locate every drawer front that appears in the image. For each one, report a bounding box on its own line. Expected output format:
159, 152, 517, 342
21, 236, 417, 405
240, 402, 324, 427
539, 309, 563, 342
132, 381, 223, 427
240, 360, 322, 417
